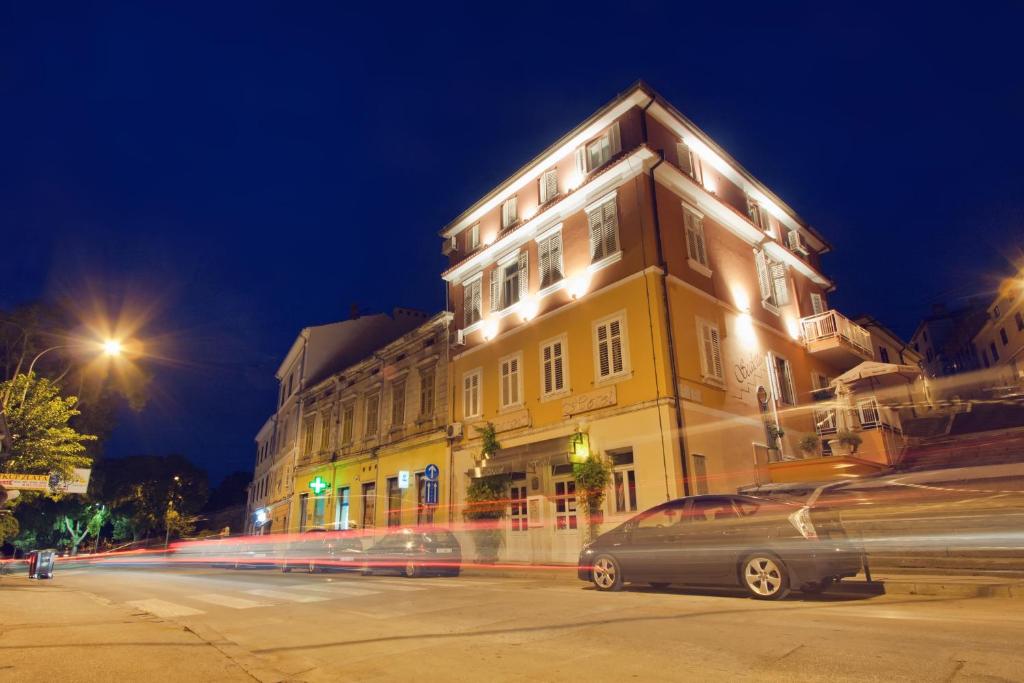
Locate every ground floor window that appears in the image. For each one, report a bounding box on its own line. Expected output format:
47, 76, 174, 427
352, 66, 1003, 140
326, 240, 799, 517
610, 450, 637, 514
335, 487, 350, 530
387, 476, 402, 527
313, 495, 326, 528
553, 475, 577, 531
415, 472, 434, 526
298, 493, 309, 532
509, 481, 528, 531
361, 482, 376, 528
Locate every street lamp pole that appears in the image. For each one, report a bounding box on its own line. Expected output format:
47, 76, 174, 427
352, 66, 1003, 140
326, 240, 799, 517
164, 475, 181, 549
2, 339, 125, 411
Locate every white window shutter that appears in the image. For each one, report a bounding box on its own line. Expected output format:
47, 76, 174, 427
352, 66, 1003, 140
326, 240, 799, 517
770, 261, 789, 305
609, 319, 624, 374
811, 292, 825, 315
538, 239, 551, 287
542, 345, 552, 394
463, 283, 474, 325
553, 341, 564, 391
575, 147, 586, 176
518, 250, 529, 301
588, 208, 603, 261
551, 233, 563, 281
602, 199, 618, 256
710, 326, 723, 379
678, 142, 694, 177
766, 353, 781, 401
755, 250, 772, 302
609, 122, 621, 156
596, 323, 610, 377
490, 268, 501, 312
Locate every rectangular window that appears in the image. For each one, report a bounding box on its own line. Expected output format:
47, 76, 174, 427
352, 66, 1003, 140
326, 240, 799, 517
319, 411, 331, 451
610, 450, 637, 514
341, 404, 354, 444
391, 379, 406, 426
594, 314, 628, 380
303, 417, 315, 456
587, 196, 619, 262
697, 318, 724, 383
879, 347, 890, 363
313, 495, 326, 528
415, 473, 434, 526
298, 493, 309, 532
770, 353, 797, 405
541, 336, 567, 396
492, 252, 528, 311
692, 454, 709, 495
1000, 328, 1009, 346
468, 224, 480, 250
677, 141, 703, 182
419, 366, 435, 418
683, 206, 708, 270
463, 277, 482, 326
538, 232, 564, 288
991, 342, 999, 362
509, 481, 528, 531
365, 393, 380, 437
361, 482, 376, 528
335, 487, 350, 530
386, 477, 401, 527
554, 478, 577, 530
580, 122, 620, 172
810, 292, 825, 315
747, 197, 771, 232
500, 354, 522, 409
539, 168, 558, 204
755, 249, 789, 310
463, 369, 481, 419
501, 196, 518, 229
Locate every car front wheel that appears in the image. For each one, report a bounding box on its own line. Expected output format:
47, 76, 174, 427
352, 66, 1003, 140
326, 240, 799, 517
404, 561, 419, 578
591, 555, 624, 592
741, 554, 790, 600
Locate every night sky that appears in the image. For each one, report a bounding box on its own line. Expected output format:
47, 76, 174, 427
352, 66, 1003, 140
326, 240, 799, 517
3, 2, 1022, 484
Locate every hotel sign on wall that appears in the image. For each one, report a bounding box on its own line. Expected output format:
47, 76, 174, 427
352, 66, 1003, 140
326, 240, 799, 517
728, 350, 770, 408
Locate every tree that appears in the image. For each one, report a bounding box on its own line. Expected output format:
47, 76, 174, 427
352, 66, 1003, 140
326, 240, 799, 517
0, 373, 95, 481
464, 475, 509, 563
0, 513, 18, 545
573, 454, 612, 543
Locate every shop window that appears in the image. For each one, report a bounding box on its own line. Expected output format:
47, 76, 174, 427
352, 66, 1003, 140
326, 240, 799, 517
610, 450, 637, 513
361, 482, 376, 528
386, 477, 402, 527
335, 487, 350, 530
554, 478, 578, 531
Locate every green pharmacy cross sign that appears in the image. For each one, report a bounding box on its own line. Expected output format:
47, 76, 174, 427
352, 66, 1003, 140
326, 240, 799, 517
308, 476, 328, 495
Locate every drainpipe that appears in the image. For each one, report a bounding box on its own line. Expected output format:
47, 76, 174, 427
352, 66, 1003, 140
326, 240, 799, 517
641, 96, 691, 498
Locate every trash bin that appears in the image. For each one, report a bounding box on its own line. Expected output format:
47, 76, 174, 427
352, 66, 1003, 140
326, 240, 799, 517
27, 549, 56, 579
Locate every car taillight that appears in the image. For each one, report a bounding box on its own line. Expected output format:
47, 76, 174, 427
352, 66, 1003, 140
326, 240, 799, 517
788, 507, 818, 540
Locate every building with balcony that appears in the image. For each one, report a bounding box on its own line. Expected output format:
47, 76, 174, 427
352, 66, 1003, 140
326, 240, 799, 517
288, 313, 452, 534
440, 81, 876, 562
245, 308, 429, 534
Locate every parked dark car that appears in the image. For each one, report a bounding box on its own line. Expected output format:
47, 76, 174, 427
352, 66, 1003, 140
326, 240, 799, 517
362, 528, 462, 577
281, 528, 364, 573
578, 494, 863, 599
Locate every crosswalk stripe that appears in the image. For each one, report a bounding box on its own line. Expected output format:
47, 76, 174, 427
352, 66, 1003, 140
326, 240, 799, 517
127, 598, 205, 618
245, 588, 328, 603
189, 593, 272, 609
291, 584, 380, 597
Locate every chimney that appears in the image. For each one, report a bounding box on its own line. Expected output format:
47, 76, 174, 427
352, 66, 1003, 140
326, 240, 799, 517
349, 304, 360, 320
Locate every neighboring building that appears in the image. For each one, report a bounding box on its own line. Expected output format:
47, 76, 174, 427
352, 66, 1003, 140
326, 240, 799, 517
289, 313, 452, 534
856, 315, 922, 367
246, 309, 429, 534
910, 302, 987, 378
440, 81, 880, 562
247, 416, 276, 533
973, 270, 1024, 392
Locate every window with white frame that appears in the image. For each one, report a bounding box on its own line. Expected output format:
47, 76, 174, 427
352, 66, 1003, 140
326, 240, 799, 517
490, 251, 528, 312
539, 168, 558, 204
677, 140, 703, 183
364, 393, 380, 436
391, 379, 406, 426
610, 450, 637, 514
463, 276, 482, 326
509, 480, 528, 531
540, 335, 567, 397
341, 403, 354, 444
697, 318, 724, 384
501, 196, 518, 229
463, 369, 481, 419
810, 292, 825, 315
578, 122, 620, 173
747, 196, 772, 233
553, 474, 578, 530
538, 231, 564, 288
419, 366, 435, 418
769, 353, 797, 406
468, 224, 480, 250
587, 195, 619, 263
754, 249, 790, 311
594, 314, 629, 380
499, 353, 522, 409
683, 205, 709, 270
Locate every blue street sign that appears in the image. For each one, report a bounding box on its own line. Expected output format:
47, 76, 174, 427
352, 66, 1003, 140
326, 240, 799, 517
424, 480, 439, 505
424, 464, 439, 481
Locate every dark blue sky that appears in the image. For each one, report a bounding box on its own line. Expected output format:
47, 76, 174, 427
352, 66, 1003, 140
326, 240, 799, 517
3, 2, 1022, 483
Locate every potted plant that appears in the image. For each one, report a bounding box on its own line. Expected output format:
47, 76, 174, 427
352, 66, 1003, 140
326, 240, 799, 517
463, 423, 506, 563
572, 454, 611, 543
828, 430, 862, 456
798, 435, 820, 457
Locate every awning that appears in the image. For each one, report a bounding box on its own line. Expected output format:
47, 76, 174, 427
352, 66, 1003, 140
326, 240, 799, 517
466, 435, 571, 478
832, 362, 922, 389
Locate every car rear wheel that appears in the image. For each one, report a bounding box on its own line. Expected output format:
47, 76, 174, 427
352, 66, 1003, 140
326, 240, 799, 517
591, 555, 623, 592
741, 554, 790, 600
404, 561, 420, 578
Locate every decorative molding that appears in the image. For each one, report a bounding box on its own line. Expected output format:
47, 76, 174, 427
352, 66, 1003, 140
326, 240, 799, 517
492, 409, 531, 433
562, 385, 617, 418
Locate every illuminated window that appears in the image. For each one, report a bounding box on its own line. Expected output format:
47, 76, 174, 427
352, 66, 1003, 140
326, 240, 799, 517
539, 168, 558, 204
501, 196, 518, 229
499, 353, 523, 409
463, 276, 482, 326
697, 318, 724, 384
509, 481, 528, 531
335, 486, 350, 530
313, 495, 326, 528
463, 368, 482, 419
540, 335, 568, 397
683, 205, 709, 271
587, 196, 619, 262
391, 379, 406, 426
538, 231, 564, 288
594, 313, 629, 380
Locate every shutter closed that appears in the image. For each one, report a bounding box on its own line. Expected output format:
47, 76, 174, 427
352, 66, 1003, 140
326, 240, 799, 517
609, 319, 624, 374
710, 326, 723, 379
766, 353, 781, 401
602, 199, 618, 256
542, 345, 552, 394
755, 250, 772, 302
596, 323, 610, 377
678, 142, 694, 177
538, 238, 551, 288
589, 208, 603, 261
770, 261, 789, 305
518, 250, 529, 301
700, 322, 723, 381
552, 341, 564, 391
609, 121, 621, 157
550, 233, 562, 282
490, 268, 501, 312
575, 147, 586, 176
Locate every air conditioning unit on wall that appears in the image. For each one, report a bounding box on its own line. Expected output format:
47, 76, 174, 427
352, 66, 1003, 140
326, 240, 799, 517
787, 230, 809, 256
446, 422, 464, 439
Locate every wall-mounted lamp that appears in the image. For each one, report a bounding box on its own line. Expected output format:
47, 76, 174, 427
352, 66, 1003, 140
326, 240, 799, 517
568, 431, 591, 464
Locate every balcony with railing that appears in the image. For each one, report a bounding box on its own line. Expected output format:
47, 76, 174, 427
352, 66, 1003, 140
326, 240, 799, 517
801, 310, 874, 370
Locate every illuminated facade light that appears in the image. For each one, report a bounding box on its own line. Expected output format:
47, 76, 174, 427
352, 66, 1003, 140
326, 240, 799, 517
737, 312, 758, 349
731, 286, 751, 313
519, 298, 539, 322
568, 431, 591, 463
568, 273, 591, 300
565, 172, 583, 192
482, 318, 499, 341
786, 317, 801, 340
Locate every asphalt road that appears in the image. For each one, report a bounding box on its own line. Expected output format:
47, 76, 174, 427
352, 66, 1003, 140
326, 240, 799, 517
42, 565, 1024, 681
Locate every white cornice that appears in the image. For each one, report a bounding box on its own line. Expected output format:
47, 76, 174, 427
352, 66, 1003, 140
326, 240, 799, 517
654, 163, 832, 288
443, 147, 657, 283
441, 89, 650, 238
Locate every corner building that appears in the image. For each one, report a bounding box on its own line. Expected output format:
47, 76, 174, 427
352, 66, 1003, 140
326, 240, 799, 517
442, 82, 877, 563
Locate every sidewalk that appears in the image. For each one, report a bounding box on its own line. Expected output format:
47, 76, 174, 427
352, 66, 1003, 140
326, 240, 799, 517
459, 562, 1024, 598
0, 575, 270, 682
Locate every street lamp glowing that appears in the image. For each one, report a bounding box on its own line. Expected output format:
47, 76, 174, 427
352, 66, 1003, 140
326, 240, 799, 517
102, 339, 123, 357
